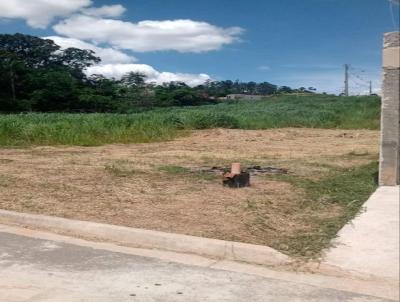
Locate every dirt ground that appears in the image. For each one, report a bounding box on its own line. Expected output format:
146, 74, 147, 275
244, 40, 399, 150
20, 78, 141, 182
0, 128, 379, 254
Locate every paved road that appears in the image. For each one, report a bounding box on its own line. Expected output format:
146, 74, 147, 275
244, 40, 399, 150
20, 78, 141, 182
0, 230, 395, 302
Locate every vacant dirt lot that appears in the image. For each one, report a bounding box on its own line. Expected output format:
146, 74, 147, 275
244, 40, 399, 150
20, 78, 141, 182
0, 128, 379, 255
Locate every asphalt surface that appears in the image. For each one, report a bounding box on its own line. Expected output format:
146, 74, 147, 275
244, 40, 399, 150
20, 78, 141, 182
0, 231, 395, 302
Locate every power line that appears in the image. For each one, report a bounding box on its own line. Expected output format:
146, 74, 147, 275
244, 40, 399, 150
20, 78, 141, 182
349, 66, 370, 83
349, 78, 369, 88
341, 64, 376, 95
349, 72, 369, 84
389, 0, 400, 30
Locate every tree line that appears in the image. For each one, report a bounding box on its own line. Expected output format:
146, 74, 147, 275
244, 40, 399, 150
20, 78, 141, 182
0, 33, 314, 113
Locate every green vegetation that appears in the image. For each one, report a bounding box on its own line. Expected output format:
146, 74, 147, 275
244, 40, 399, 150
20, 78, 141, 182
0, 34, 382, 260
268, 161, 379, 257
156, 94, 380, 130
1, 33, 296, 113
0, 33, 380, 147
0, 94, 380, 147
0, 113, 180, 146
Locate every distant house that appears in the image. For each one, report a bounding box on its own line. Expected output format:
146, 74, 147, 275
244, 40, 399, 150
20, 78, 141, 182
226, 94, 264, 101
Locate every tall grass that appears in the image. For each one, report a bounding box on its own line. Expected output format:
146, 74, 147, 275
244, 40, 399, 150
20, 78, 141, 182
0, 95, 380, 146
0, 113, 179, 146
159, 94, 380, 130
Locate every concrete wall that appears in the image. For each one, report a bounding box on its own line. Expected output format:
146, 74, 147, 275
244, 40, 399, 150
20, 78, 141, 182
379, 32, 400, 186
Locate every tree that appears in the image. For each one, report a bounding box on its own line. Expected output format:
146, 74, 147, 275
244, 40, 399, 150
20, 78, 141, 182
0, 50, 23, 103
120, 72, 147, 87
0, 33, 299, 113
0, 33, 101, 112
56, 47, 100, 80
278, 86, 293, 94
257, 82, 278, 95
0, 33, 60, 68
0, 34, 99, 71
29, 70, 79, 111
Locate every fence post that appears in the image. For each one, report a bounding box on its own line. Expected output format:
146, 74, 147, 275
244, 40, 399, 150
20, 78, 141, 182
379, 31, 400, 186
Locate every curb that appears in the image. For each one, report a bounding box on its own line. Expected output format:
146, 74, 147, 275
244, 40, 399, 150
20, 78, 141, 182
0, 209, 291, 267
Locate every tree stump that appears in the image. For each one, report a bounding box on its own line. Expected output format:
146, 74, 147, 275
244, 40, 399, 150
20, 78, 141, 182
223, 172, 250, 188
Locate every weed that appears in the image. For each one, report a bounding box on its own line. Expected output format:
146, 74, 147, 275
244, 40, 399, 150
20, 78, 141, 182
105, 160, 141, 177
265, 161, 379, 258
0, 95, 380, 147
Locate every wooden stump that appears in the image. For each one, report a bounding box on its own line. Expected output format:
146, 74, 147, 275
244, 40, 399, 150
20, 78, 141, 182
223, 172, 250, 188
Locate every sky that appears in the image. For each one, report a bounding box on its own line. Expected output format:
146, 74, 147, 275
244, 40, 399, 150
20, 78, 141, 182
0, 0, 399, 94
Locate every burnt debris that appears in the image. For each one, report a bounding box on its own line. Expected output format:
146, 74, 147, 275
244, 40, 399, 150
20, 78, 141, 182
206, 165, 288, 175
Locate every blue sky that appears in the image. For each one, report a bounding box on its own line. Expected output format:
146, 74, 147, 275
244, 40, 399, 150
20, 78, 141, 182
0, 0, 399, 94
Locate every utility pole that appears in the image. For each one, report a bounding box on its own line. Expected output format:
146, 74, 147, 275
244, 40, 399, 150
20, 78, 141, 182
369, 81, 372, 95
344, 64, 349, 96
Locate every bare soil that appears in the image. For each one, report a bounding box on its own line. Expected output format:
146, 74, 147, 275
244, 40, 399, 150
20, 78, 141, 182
0, 128, 379, 253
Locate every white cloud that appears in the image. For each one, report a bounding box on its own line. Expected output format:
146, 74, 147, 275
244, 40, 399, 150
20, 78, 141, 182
1, 1, 243, 53
86, 64, 211, 87
44, 36, 211, 86
155, 72, 211, 87
81, 5, 126, 18
53, 15, 244, 53
1, 1, 230, 86
45, 36, 136, 64
0, 0, 91, 28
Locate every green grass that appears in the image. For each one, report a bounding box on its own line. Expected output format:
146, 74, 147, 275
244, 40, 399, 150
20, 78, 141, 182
0, 95, 380, 147
267, 161, 379, 257
0, 113, 181, 147
159, 94, 380, 130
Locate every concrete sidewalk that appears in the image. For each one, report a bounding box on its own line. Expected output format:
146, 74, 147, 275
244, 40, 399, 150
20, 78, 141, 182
323, 186, 399, 281
0, 227, 396, 302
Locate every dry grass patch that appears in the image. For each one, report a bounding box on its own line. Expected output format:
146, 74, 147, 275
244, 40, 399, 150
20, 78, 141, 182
0, 128, 379, 257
